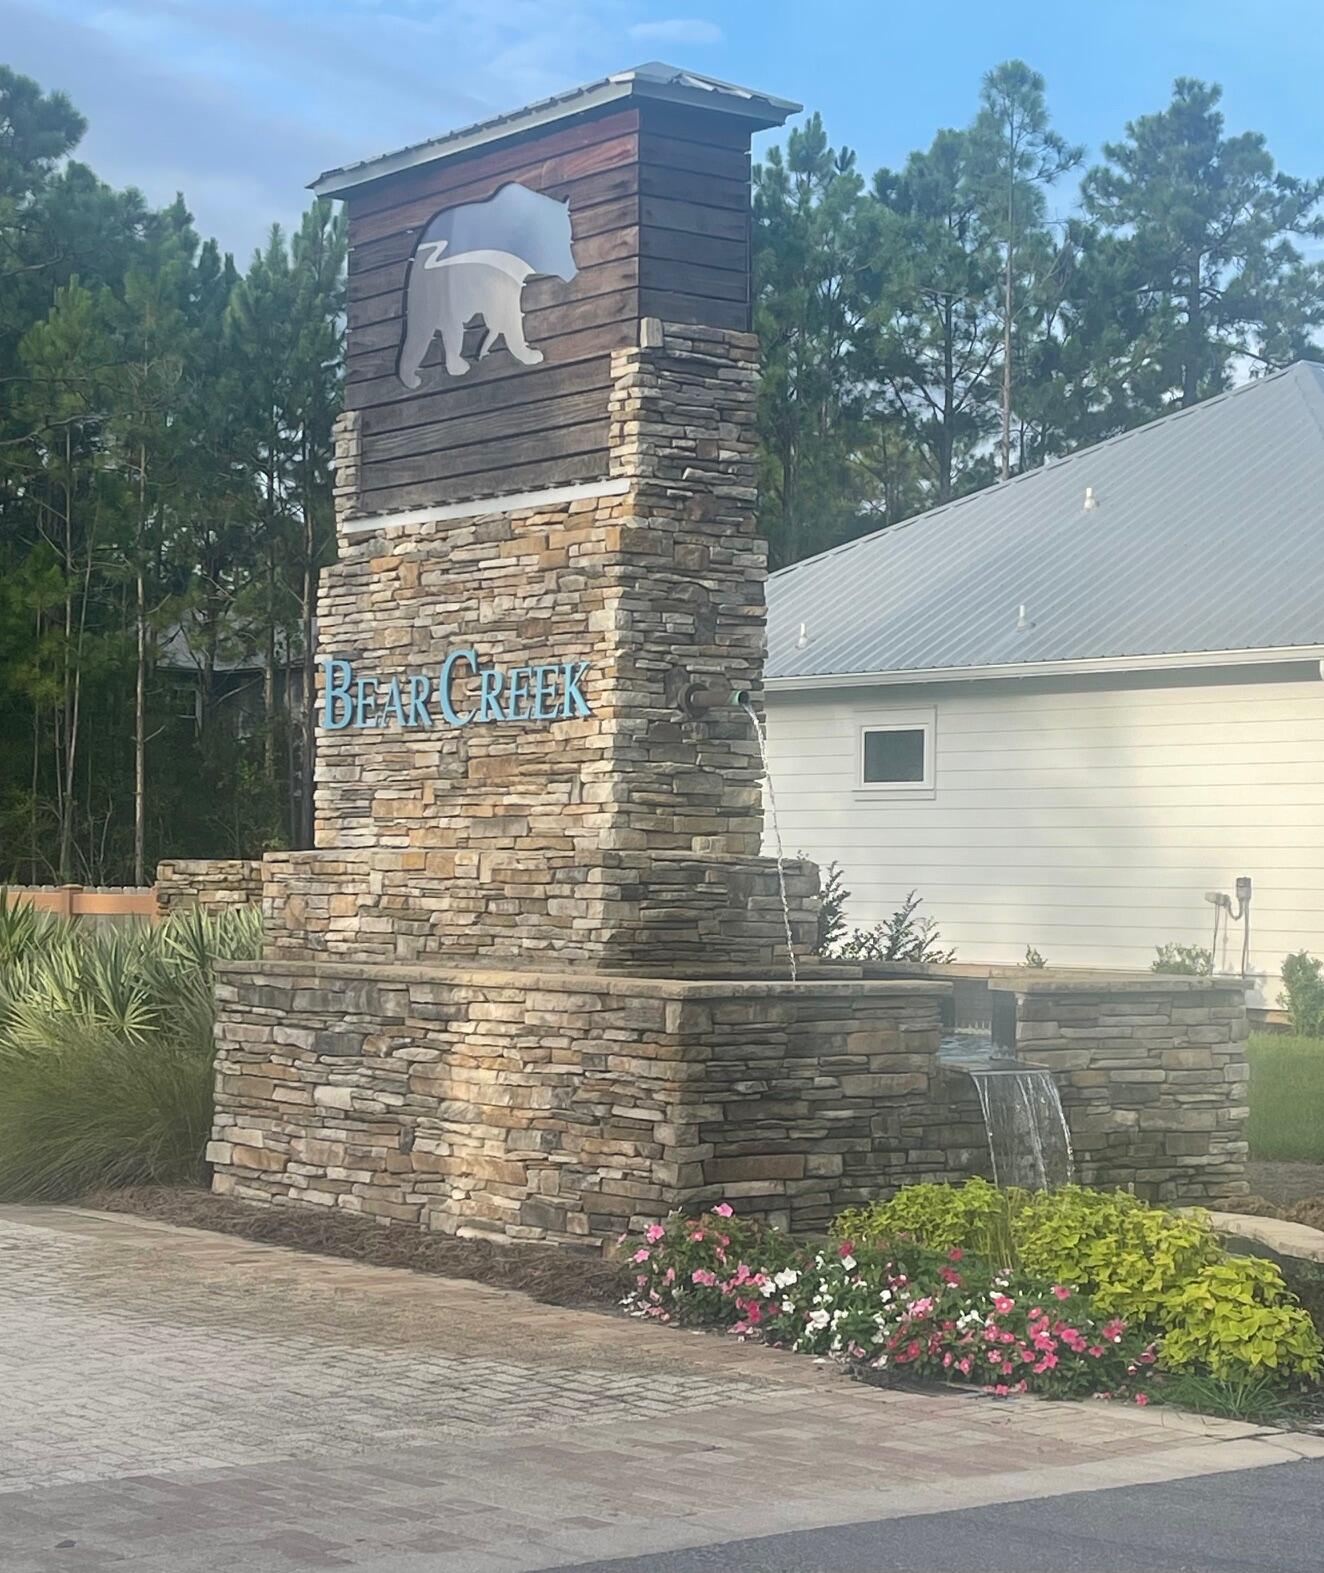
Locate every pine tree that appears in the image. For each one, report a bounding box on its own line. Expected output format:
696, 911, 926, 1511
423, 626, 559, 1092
872, 128, 1001, 504
753, 114, 888, 566
968, 61, 1083, 481
1084, 78, 1324, 409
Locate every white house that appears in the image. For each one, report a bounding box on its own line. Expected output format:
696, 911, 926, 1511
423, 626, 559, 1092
763, 362, 1324, 1002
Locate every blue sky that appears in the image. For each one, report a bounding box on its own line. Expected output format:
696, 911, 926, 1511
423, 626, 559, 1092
4, 0, 1322, 261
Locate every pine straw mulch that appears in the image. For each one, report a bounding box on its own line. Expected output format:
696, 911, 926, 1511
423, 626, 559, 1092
84, 1186, 630, 1310
1234, 1194, 1324, 1234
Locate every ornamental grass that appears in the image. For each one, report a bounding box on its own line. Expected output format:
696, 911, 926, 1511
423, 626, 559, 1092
0, 900, 261, 1200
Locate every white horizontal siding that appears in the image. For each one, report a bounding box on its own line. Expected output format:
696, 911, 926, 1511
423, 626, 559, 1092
763, 668, 1324, 1003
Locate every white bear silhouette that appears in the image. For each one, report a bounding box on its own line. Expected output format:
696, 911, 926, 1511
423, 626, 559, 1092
396, 183, 578, 388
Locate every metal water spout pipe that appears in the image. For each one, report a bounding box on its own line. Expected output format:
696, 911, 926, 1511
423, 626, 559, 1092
679, 682, 753, 718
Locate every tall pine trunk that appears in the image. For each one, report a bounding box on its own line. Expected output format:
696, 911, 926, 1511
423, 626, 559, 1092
1183, 261, 1203, 407
133, 444, 147, 886
1000, 168, 1015, 483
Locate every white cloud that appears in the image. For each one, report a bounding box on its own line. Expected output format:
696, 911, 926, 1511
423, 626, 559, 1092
627, 16, 722, 45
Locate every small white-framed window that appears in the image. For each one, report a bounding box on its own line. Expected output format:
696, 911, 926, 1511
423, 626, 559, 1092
857, 711, 935, 792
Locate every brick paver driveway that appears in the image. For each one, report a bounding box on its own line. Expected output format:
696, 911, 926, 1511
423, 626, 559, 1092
3, 1205, 1321, 1572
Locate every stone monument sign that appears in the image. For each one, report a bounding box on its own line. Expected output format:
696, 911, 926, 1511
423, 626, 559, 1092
207, 65, 1249, 1245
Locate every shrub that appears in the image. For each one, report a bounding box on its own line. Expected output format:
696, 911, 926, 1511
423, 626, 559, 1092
836, 1177, 1016, 1262
814, 861, 850, 956
1246, 1032, 1324, 1163
0, 906, 262, 1199
1158, 1257, 1324, 1378
1152, 943, 1213, 976
831, 1181, 1321, 1381
836, 890, 956, 963
1022, 946, 1047, 968
1280, 952, 1324, 1038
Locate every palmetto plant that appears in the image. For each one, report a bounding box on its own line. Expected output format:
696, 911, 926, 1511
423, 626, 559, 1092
0, 903, 262, 1199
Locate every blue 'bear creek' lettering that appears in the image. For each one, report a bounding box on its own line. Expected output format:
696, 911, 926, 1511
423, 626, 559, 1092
321, 654, 591, 731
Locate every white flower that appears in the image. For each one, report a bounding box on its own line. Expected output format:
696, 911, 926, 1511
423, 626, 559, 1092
774, 1268, 799, 1289
808, 1308, 830, 1331
840, 1255, 857, 1271
781, 1298, 796, 1313
760, 1281, 777, 1297
879, 1289, 893, 1304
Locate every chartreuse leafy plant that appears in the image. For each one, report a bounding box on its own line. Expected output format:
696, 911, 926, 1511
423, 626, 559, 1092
1158, 1258, 1324, 1379
837, 1177, 1016, 1262
831, 1180, 1321, 1381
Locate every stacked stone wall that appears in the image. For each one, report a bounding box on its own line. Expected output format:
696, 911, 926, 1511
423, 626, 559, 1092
156, 859, 263, 913
1016, 981, 1249, 1203
273, 324, 807, 975
210, 963, 960, 1243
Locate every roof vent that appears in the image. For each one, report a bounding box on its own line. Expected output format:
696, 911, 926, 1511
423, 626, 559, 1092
1083, 486, 1098, 511
1015, 603, 1034, 632
795, 621, 810, 649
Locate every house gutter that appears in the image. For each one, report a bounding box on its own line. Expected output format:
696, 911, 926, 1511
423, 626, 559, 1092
762, 645, 1324, 692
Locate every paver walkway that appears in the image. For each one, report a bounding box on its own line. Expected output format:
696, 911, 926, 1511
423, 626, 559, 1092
3, 1204, 1322, 1572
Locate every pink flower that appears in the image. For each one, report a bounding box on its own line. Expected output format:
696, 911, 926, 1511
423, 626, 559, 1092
948, 1247, 965, 1262
1051, 1284, 1071, 1301
713, 1202, 734, 1218
837, 1239, 856, 1260
1134, 1392, 1150, 1406
991, 1294, 1015, 1314
691, 1267, 717, 1287
664, 1267, 676, 1284
645, 1223, 665, 1243
690, 1230, 705, 1242
993, 1383, 1010, 1396
632, 1248, 651, 1263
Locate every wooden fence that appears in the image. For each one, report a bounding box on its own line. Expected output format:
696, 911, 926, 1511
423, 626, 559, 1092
3, 885, 160, 922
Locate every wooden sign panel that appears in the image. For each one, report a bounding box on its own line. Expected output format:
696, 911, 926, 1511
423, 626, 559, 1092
329, 80, 783, 518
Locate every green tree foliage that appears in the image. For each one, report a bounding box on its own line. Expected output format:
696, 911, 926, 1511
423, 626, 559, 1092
754, 114, 891, 566
754, 68, 1324, 565
967, 60, 1083, 481
1083, 78, 1324, 408
0, 66, 345, 883
872, 128, 1000, 504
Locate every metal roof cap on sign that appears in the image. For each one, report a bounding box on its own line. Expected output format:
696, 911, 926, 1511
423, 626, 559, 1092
310, 62, 801, 198
766, 361, 1324, 685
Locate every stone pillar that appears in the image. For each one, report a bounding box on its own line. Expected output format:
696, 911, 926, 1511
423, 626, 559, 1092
1015, 979, 1250, 1204
265, 322, 818, 973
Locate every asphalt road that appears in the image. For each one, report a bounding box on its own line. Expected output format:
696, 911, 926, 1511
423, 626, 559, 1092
562, 1459, 1324, 1573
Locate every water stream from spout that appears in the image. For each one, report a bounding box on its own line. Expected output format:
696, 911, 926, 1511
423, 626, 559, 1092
741, 697, 797, 984
967, 1067, 1073, 1191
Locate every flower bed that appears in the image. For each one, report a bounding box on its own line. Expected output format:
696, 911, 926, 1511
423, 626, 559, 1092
623, 1182, 1322, 1406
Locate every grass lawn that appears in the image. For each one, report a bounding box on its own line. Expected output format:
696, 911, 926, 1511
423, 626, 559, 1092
1247, 1033, 1324, 1162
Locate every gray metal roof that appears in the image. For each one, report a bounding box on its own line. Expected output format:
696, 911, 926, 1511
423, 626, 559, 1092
311, 62, 800, 198
766, 361, 1324, 684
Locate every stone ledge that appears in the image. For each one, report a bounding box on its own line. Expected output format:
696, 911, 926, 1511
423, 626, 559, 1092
860, 961, 1249, 994
1201, 1210, 1324, 1264
214, 958, 952, 1002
